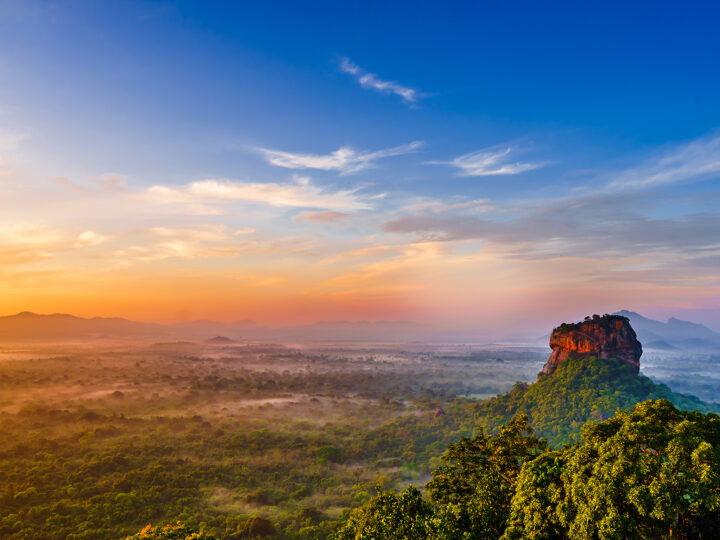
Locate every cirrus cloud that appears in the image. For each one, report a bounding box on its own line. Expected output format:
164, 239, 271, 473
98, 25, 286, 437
294, 211, 351, 223
147, 175, 373, 211
606, 134, 720, 191
255, 141, 423, 175
339, 57, 424, 105
427, 144, 545, 176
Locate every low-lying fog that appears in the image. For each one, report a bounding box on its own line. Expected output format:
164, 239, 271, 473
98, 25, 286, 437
1, 338, 716, 538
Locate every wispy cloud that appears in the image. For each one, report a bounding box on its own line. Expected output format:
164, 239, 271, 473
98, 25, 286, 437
0, 225, 63, 246
50, 173, 129, 192
147, 176, 372, 210
386, 133, 720, 267
144, 225, 255, 260
294, 211, 351, 224
88, 173, 128, 191
255, 141, 422, 175
606, 134, 720, 191
0, 225, 108, 266
428, 145, 545, 176
149, 225, 255, 241
141, 185, 227, 216
339, 57, 424, 105
117, 228, 318, 262
75, 231, 107, 247
382, 190, 720, 266
406, 198, 495, 214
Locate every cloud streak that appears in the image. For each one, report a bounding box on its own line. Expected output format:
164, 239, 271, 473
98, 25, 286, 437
0, 225, 108, 266
294, 211, 351, 223
383, 190, 720, 264
339, 57, 423, 105
606, 134, 720, 191
255, 141, 422, 175
147, 176, 373, 210
117, 227, 318, 262
428, 145, 545, 176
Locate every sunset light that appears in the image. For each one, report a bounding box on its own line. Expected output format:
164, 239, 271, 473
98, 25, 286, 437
2, 2, 720, 538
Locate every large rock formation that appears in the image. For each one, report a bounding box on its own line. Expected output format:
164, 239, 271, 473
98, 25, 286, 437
542, 314, 643, 376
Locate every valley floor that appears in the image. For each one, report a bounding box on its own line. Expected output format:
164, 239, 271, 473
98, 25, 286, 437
0, 340, 716, 538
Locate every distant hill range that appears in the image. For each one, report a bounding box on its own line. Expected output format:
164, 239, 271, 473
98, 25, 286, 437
0, 312, 157, 340
2, 309, 719, 346
0, 311, 430, 343
613, 310, 720, 351
204, 336, 239, 345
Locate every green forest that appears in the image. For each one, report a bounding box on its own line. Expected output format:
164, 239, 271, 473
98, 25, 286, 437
336, 355, 720, 539
0, 343, 534, 539
337, 400, 720, 539
1, 342, 719, 539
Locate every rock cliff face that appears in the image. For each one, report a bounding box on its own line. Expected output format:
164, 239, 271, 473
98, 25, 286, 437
542, 315, 643, 376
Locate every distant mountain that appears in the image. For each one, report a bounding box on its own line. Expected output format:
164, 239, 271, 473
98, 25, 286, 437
205, 336, 239, 344
0, 311, 156, 340
0, 312, 256, 342
613, 310, 720, 350
0, 311, 434, 343
643, 340, 678, 351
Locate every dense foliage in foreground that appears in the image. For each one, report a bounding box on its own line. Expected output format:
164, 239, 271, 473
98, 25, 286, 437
337, 400, 720, 539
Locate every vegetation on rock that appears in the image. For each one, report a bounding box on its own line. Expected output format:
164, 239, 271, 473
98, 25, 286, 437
475, 354, 719, 447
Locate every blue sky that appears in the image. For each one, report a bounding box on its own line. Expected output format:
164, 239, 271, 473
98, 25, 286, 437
4, 1, 720, 184
1, 0, 719, 332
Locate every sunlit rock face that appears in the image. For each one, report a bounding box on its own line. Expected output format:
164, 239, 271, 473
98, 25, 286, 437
542, 315, 643, 375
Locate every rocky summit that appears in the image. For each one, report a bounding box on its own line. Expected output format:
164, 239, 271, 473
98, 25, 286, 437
542, 314, 643, 376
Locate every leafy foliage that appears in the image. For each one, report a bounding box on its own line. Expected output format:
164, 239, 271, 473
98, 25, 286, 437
335, 486, 433, 540
505, 400, 720, 539
426, 416, 545, 539
124, 522, 216, 539
337, 416, 546, 539
339, 400, 720, 540
553, 313, 629, 334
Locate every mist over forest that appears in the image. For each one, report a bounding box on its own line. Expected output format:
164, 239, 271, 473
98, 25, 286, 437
2, 318, 719, 538
3, 1, 720, 538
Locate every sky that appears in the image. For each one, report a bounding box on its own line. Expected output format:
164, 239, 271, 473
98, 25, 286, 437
1, 0, 720, 335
